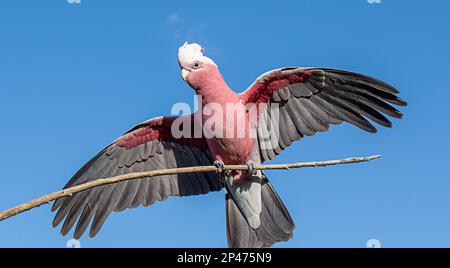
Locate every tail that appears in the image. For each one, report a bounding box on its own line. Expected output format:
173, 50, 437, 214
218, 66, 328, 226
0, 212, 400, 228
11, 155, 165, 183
225, 171, 295, 248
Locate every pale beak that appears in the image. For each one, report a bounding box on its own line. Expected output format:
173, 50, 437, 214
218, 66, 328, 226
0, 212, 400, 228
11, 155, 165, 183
181, 68, 189, 82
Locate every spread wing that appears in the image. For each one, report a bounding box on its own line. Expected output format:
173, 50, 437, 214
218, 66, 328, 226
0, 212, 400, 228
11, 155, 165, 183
240, 67, 407, 162
52, 115, 222, 239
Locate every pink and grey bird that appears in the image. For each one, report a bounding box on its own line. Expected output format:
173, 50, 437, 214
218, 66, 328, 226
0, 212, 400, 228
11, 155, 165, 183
52, 43, 407, 247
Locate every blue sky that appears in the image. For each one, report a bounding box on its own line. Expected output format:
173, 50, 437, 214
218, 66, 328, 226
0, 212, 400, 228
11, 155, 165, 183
0, 0, 449, 248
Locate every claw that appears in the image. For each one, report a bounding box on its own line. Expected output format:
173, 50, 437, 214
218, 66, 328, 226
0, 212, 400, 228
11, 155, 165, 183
245, 160, 258, 175
214, 160, 226, 174
214, 160, 231, 178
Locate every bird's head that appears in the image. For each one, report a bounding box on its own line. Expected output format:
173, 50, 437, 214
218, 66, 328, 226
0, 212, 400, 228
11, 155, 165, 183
178, 42, 219, 90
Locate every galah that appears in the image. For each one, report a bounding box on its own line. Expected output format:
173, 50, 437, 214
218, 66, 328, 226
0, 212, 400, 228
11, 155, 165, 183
52, 42, 407, 248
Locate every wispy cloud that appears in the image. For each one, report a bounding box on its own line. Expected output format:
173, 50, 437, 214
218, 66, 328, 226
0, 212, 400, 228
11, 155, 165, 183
165, 13, 184, 40
164, 13, 220, 57
166, 13, 183, 26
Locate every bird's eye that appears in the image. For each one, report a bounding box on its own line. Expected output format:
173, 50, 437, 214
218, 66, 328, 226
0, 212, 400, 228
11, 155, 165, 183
192, 61, 202, 69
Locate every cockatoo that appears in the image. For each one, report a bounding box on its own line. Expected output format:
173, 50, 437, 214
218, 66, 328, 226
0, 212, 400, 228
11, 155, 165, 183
52, 42, 406, 247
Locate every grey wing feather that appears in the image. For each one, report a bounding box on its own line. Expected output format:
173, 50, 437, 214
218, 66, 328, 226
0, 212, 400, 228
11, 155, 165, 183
254, 67, 407, 162
52, 139, 221, 239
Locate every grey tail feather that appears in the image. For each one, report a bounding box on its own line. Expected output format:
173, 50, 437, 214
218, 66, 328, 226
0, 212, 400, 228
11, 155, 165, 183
225, 172, 295, 248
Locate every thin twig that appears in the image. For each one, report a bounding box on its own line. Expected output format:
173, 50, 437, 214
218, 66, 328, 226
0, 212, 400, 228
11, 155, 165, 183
0, 155, 381, 222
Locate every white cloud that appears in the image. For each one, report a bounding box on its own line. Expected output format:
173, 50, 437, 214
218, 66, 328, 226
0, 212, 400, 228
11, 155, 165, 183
166, 13, 182, 25
164, 13, 220, 57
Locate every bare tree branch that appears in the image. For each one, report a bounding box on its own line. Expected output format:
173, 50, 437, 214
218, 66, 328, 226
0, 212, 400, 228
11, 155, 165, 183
0, 155, 381, 222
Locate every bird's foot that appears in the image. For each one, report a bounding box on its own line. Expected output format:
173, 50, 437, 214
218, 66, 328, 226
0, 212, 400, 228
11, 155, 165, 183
245, 160, 258, 176
214, 160, 230, 176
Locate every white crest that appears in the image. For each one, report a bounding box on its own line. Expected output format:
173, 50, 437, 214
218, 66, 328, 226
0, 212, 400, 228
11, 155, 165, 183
178, 42, 216, 68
